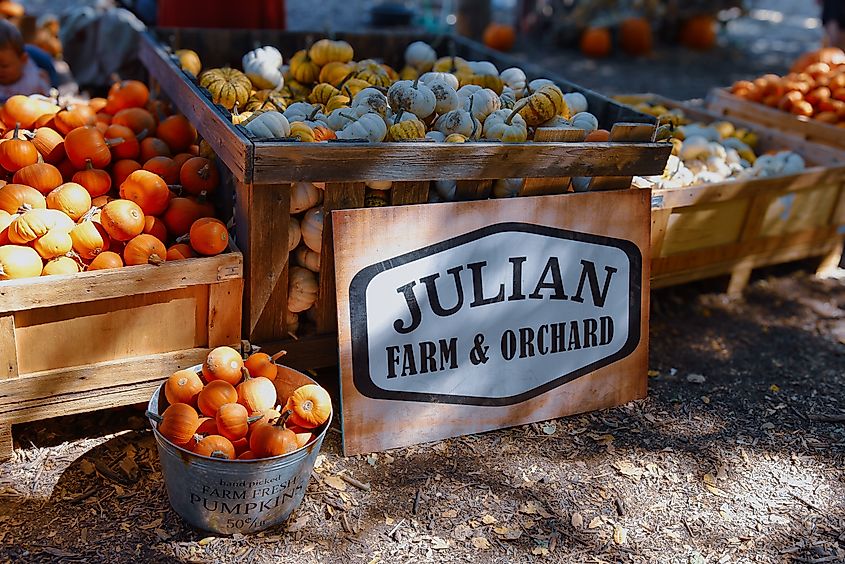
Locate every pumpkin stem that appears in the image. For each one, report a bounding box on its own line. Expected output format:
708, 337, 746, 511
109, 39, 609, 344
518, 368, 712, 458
307, 106, 321, 121
412, 77, 420, 89
274, 409, 293, 427
145, 411, 163, 424
12, 123, 19, 140
270, 350, 287, 362
175, 233, 189, 244
105, 137, 125, 147
136, 128, 149, 142
338, 112, 357, 123
85, 158, 94, 171
148, 253, 165, 266
241, 366, 252, 381
80, 206, 100, 222
247, 414, 264, 424
506, 99, 530, 126
338, 71, 357, 90
209, 450, 230, 459
16, 203, 33, 215
197, 163, 210, 180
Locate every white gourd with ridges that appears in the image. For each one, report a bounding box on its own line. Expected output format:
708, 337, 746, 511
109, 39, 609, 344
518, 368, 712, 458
244, 111, 290, 138
404, 41, 437, 72
242, 46, 284, 90
288, 216, 301, 251
288, 266, 318, 313
301, 207, 324, 252
290, 182, 321, 214
499, 68, 526, 97
295, 244, 321, 272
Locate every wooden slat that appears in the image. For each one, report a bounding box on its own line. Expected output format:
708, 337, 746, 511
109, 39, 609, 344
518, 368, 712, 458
650, 208, 672, 259
0, 348, 209, 421
0, 253, 242, 314
0, 423, 11, 461
208, 278, 245, 347
391, 181, 430, 205
138, 31, 253, 183
590, 123, 656, 192
235, 182, 291, 342
454, 179, 493, 200
256, 334, 339, 370
316, 182, 366, 333
251, 142, 671, 184
0, 315, 17, 379
521, 128, 586, 196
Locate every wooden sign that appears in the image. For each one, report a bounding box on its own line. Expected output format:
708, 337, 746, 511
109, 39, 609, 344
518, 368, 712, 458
333, 191, 651, 455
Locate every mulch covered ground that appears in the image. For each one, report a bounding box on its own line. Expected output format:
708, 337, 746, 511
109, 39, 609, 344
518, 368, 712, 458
1, 262, 843, 563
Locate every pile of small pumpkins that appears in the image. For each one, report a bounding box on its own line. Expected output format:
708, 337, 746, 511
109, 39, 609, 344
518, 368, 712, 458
149, 346, 331, 460
625, 101, 805, 190
0, 79, 230, 280
730, 47, 845, 126
579, 14, 715, 59
182, 39, 607, 147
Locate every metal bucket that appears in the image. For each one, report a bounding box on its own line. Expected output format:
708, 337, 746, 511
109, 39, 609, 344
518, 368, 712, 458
147, 365, 331, 534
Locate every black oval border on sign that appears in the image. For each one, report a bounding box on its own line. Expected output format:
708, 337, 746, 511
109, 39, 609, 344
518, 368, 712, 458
348, 222, 642, 406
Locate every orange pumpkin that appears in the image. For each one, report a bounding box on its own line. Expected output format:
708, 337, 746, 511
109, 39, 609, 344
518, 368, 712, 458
165, 368, 204, 406
30, 127, 65, 163
0, 126, 39, 172
139, 137, 172, 162
112, 158, 141, 187
45, 182, 92, 221
680, 15, 716, 51
585, 129, 611, 142
119, 169, 171, 216
580, 27, 612, 58
87, 250, 123, 270
54, 104, 97, 135
180, 157, 219, 195
153, 402, 200, 446
2, 95, 58, 129
162, 197, 205, 237
283, 384, 331, 429
237, 450, 257, 460
72, 160, 112, 198
42, 256, 81, 276
619, 17, 653, 56
202, 346, 244, 386
191, 434, 236, 459
143, 156, 180, 184
166, 242, 195, 260
111, 107, 156, 135
156, 115, 196, 153
237, 373, 277, 414
70, 218, 110, 260
198, 379, 238, 417
215, 402, 253, 441
12, 163, 63, 195
244, 351, 280, 381
104, 124, 141, 160
249, 411, 297, 457
99, 199, 145, 241
196, 417, 218, 436
189, 217, 228, 256
123, 233, 167, 266
143, 215, 168, 243
56, 158, 79, 181
482, 23, 516, 52
106, 80, 150, 114
172, 152, 194, 171
65, 126, 112, 169
0, 183, 46, 214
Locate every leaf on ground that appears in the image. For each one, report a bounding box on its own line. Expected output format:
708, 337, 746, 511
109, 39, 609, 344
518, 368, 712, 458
647, 369, 660, 377
703, 473, 718, 487
139, 517, 162, 531
769, 384, 780, 393
686, 373, 706, 384
366, 454, 378, 466
613, 460, 644, 482
324, 475, 347, 491
441, 509, 458, 518
593, 434, 615, 446
384, 515, 394, 525
118, 456, 139, 480
286, 514, 310, 533
613, 525, 627, 545
197, 536, 216, 546
532, 547, 550, 556
481, 514, 497, 525
705, 484, 730, 497
452, 524, 472, 540
518, 501, 551, 517
588, 516, 603, 529
430, 536, 449, 550
79, 459, 95, 476
571, 512, 583, 528
542, 422, 557, 435
471, 536, 491, 550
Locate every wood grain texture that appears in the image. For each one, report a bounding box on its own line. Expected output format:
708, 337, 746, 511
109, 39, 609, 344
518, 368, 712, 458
590, 123, 655, 192
332, 191, 651, 454
0, 315, 17, 379
521, 128, 586, 196
251, 141, 671, 184
0, 252, 243, 314
316, 182, 366, 333
0, 423, 10, 461
138, 32, 253, 183
255, 334, 339, 370
454, 179, 493, 200
208, 278, 245, 347
391, 181, 431, 205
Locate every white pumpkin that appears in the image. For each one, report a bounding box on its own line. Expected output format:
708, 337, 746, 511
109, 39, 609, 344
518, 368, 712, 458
242, 46, 284, 90
387, 79, 436, 119
433, 108, 481, 139
569, 112, 599, 131
420, 72, 459, 90
365, 180, 393, 190
301, 207, 324, 252
283, 102, 322, 123
468, 61, 498, 76
295, 244, 321, 272
492, 178, 524, 198
463, 88, 501, 121
244, 111, 290, 138
290, 182, 322, 214
482, 109, 528, 143
288, 216, 301, 251
404, 41, 437, 72
352, 88, 389, 117
499, 67, 527, 97
288, 266, 318, 313
456, 84, 483, 105
427, 79, 460, 115
563, 92, 588, 114
335, 111, 388, 142
434, 179, 457, 201
528, 78, 555, 93
499, 87, 517, 109
425, 130, 446, 142
326, 108, 353, 131
537, 115, 572, 129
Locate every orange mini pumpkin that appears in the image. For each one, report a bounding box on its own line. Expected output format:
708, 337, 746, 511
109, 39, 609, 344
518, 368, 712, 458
119, 169, 171, 216
284, 384, 331, 429
482, 23, 516, 52
65, 126, 112, 169
143, 156, 180, 185
123, 233, 167, 266
111, 107, 156, 135
87, 250, 123, 270
166, 242, 195, 260
142, 215, 168, 243
0, 126, 39, 172
105, 124, 141, 160
156, 115, 196, 153
202, 346, 244, 385
165, 368, 204, 406
13, 163, 63, 195
139, 137, 172, 162
152, 403, 200, 446
106, 80, 150, 114
99, 199, 145, 241
580, 27, 612, 58
189, 217, 228, 256
180, 157, 219, 195
197, 379, 238, 417
619, 17, 653, 56
112, 158, 141, 187
162, 197, 205, 237
249, 411, 297, 457
191, 434, 236, 459
72, 159, 112, 198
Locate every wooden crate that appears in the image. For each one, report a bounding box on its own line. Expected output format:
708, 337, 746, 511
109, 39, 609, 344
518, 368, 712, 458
619, 94, 845, 294
138, 29, 671, 364
707, 88, 845, 151
0, 252, 243, 459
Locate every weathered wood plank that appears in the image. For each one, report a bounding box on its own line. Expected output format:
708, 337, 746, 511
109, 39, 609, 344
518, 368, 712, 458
138, 32, 253, 183
251, 142, 671, 183
0, 315, 17, 379
255, 333, 339, 370
521, 128, 586, 196
0, 423, 11, 461
316, 183, 366, 333
454, 179, 493, 201
208, 279, 245, 347
590, 123, 656, 192
391, 181, 430, 205
0, 253, 242, 314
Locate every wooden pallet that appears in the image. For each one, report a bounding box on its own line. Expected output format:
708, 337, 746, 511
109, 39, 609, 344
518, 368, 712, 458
621, 94, 845, 294
707, 88, 845, 152
0, 252, 244, 459
139, 28, 670, 350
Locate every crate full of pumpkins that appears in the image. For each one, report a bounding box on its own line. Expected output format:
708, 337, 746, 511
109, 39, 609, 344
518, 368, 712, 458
0, 79, 230, 281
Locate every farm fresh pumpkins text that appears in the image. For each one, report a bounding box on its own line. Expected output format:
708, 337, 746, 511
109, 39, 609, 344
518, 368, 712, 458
348, 223, 643, 406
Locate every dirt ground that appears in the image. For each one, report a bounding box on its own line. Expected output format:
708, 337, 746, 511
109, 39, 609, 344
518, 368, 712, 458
0, 262, 843, 563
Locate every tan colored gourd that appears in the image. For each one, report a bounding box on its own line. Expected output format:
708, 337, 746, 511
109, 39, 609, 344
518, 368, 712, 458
288, 266, 318, 313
